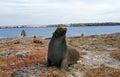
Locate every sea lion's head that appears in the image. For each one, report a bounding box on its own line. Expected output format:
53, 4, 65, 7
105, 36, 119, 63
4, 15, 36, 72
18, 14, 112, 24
53, 27, 67, 38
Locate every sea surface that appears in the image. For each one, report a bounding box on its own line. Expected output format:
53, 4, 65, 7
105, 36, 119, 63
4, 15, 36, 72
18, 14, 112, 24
0, 26, 120, 37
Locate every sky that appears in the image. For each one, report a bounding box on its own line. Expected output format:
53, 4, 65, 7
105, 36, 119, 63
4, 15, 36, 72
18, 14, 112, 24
0, 0, 120, 26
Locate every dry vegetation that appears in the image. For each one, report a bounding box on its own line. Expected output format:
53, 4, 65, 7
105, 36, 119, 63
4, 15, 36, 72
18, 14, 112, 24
86, 66, 120, 77
68, 33, 120, 51
38, 67, 65, 77
0, 43, 48, 77
110, 50, 120, 60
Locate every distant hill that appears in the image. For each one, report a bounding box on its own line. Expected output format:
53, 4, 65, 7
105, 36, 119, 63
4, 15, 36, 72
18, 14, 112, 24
69, 22, 120, 27
46, 22, 120, 27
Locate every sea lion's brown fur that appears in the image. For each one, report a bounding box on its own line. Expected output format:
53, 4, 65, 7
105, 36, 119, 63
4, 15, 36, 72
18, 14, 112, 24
67, 47, 80, 65
47, 27, 68, 69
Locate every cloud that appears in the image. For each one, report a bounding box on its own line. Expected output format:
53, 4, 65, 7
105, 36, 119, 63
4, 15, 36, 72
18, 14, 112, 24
0, 0, 120, 26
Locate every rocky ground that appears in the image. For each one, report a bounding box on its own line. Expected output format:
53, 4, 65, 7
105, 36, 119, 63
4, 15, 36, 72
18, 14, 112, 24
0, 33, 120, 77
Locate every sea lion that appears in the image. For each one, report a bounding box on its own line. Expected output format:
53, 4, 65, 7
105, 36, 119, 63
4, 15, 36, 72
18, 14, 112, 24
47, 27, 68, 69
67, 47, 80, 65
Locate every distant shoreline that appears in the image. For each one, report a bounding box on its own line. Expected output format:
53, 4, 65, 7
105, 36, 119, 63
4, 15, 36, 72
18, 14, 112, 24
0, 22, 120, 29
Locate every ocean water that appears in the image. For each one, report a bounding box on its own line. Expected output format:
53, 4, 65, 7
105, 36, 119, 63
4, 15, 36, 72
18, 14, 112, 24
0, 26, 120, 37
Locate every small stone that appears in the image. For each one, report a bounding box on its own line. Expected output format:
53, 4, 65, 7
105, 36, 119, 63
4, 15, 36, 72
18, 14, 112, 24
15, 51, 30, 58
0, 50, 12, 57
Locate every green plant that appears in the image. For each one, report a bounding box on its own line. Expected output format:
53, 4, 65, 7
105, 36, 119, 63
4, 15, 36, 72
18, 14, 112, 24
21, 30, 26, 37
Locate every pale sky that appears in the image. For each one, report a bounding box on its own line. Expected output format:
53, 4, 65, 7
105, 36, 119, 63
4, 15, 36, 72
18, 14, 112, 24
0, 0, 120, 26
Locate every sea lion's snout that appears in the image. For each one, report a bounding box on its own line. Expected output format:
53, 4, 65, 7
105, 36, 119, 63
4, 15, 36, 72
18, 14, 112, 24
61, 27, 67, 32
53, 27, 67, 37
58, 27, 67, 34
